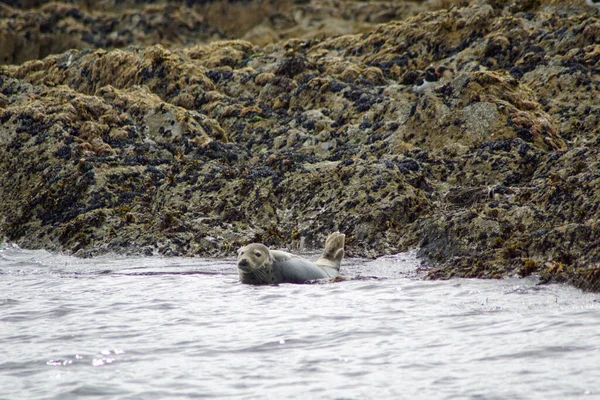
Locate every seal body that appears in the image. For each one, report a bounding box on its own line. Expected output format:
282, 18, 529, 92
237, 232, 345, 284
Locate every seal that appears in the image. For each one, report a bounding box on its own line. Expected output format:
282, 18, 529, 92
237, 232, 345, 284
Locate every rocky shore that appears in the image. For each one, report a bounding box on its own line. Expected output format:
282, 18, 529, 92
1, 0, 599, 291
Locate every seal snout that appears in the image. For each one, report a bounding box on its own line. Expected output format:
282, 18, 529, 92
237, 257, 252, 272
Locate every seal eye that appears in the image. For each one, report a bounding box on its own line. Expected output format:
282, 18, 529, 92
255, 252, 261, 257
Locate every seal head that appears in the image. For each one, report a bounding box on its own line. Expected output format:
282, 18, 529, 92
237, 243, 275, 284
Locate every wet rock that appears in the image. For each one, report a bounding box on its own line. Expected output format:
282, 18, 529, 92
1, 0, 600, 292
0, 3, 225, 65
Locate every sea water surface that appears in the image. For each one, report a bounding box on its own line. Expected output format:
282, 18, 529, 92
1, 242, 599, 400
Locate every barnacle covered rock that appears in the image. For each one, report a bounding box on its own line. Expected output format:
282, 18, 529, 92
1, 0, 600, 291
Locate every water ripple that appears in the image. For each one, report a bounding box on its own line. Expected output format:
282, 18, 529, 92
1, 247, 599, 399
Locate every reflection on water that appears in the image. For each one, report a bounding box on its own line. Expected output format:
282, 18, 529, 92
1, 243, 599, 399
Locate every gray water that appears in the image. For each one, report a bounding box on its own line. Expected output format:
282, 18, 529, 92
1, 243, 599, 400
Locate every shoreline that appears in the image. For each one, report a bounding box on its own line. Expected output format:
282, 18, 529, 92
1, 0, 599, 292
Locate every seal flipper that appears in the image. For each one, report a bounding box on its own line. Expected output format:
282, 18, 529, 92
332, 248, 344, 267
315, 232, 345, 270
